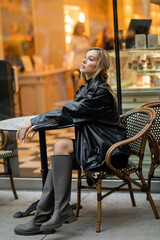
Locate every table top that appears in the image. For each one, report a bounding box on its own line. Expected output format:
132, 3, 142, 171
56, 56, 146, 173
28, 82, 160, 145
0, 116, 74, 132
0, 115, 36, 131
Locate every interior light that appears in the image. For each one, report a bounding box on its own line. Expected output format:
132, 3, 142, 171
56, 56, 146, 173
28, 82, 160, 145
151, 11, 156, 17
65, 14, 71, 23
65, 24, 72, 33
66, 35, 71, 43
65, 6, 80, 11
79, 12, 85, 23
133, 14, 140, 19
125, 6, 132, 15
124, 5, 131, 11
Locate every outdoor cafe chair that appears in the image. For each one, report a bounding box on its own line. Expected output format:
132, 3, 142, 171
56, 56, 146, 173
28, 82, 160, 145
140, 101, 160, 193
75, 107, 159, 233
0, 130, 18, 199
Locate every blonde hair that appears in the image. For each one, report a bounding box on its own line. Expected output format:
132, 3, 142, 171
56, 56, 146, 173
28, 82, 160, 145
87, 47, 110, 82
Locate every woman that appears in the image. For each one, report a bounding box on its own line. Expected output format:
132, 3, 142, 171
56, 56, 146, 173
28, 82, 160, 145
69, 22, 90, 93
14, 47, 130, 236
69, 22, 90, 70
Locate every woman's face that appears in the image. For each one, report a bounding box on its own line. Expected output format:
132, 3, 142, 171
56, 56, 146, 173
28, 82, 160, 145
77, 25, 85, 36
80, 50, 98, 80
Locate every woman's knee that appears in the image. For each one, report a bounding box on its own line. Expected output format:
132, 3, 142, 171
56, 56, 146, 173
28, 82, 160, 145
53, 139, 73, 155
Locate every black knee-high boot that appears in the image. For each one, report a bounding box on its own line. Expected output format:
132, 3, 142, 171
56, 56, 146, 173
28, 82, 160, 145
14, 170, 55, 235
41, 155, 77, 234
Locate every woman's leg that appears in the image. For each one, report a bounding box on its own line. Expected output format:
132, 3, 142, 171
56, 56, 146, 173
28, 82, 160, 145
53, 139, 74, 155
14, 139, 74, 236
40, 139, 77, 234
14, 169, 55, 235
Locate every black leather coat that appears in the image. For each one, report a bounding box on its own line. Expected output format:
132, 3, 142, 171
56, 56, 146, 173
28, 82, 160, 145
31, 77, 130, 170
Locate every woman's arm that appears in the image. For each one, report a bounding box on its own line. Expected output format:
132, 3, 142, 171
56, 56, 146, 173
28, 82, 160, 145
31, 87, 114, 131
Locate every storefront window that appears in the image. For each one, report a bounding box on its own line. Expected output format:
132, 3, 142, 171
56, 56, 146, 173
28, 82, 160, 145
109, 0, 160, 110
0, 0, 115, 178
0, 0, 159, 179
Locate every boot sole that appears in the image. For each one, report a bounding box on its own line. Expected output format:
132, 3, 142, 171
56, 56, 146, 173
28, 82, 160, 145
41, 214, 77, 234
14, 228, 43, 236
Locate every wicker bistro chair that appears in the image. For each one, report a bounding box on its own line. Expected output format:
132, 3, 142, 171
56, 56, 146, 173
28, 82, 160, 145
75, 107, 159, 233
140, 101, 160, 192
0, 130, 18, 199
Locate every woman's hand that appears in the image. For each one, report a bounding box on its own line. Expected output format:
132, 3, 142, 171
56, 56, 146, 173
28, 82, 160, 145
16, 120, 36, 142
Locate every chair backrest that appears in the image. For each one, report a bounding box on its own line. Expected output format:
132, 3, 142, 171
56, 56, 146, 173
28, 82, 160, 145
120, 107, 156, 156
140, 101, 160, 145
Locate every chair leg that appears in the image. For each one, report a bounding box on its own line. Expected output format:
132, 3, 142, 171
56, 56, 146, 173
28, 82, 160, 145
147, 174, 152, 201
146, 190, 159, 219
6, 158, 18, 199
75, 170, 81, 217
147, 163, 155, 200
139, 168, 159, 219
127, 181, 136, 206
96, 178, 102, 233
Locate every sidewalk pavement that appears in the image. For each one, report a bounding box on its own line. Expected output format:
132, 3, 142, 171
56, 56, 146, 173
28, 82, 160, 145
0, 189, 160, 240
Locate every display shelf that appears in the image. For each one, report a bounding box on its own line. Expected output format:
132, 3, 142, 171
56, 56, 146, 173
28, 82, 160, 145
122, 69, 160, 73
120, 48, 160, 52
108, 48, 160, 90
